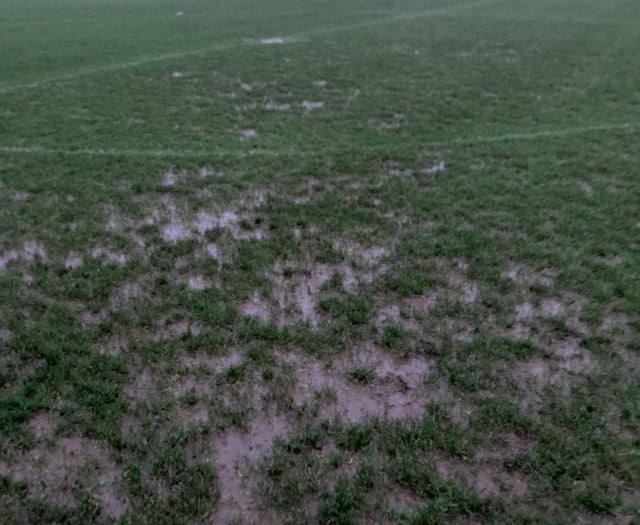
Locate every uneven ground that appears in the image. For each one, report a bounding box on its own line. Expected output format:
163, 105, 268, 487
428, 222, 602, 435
1, 0, 639, 523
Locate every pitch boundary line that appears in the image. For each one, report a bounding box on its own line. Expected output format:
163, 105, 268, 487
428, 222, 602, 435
0, 0, 500, 95
0, 123, 633, 159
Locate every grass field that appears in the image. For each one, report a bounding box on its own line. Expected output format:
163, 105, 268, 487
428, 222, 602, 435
1, 0, 640, 523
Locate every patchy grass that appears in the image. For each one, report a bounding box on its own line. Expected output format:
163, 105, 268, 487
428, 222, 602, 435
1, 0, 640, 523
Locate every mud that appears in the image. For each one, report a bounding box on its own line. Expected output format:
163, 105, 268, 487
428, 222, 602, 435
211, 416, 291, 524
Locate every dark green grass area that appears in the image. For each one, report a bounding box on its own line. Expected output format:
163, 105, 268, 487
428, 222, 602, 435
1, 0, 640, 523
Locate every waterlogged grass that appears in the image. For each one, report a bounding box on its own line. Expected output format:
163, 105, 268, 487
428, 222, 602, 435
1, 0, 639, 523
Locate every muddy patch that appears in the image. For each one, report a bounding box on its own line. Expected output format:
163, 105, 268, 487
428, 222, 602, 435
28, 412, 56, 441
501, 262, 556, 288
95, 334, 129, 356
187, 274, 213, 291
240, 291, 272, 323
1, 436, 127, 519
211, 416, 291, 524
435, 453, 528, 499
388, 485, 423, 511
64, 253, 83, 270
161, 168, 183, 187
277, 345, 433, 422
1, 241, 47, 272
91, 246, 127, 265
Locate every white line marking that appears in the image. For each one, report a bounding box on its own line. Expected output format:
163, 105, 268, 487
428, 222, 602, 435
0, 0, 501, 95
0, 123, 633, 159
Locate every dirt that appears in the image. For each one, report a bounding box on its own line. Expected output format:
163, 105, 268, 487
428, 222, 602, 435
240, 291, 272, 323
95, 334, 128, 356
161, 169, 179, 187
515, 301, 535, 320
1, 242, 48, 272
501, 262, 556, 287
187, 274, 213, 291
124, 368, 155, 403
552, 338, 593, 374
64, 253, 82, 270
22, 241, 47, 262
28, 412, 56, 440
270, 262, 334, 328
435, 454, 528, 499
332, 240, 390, 267
2, 436, 127, 519
109, 281, 141, 310
473, 432, 536, 462
313, 80, 327, 88
91, 246, 128, 265
211, 416, 291, 524
539, 298, 565, 318
278, 345, 433, 422
180, 350, 244, 373
0, 327, 13, 342
388, 485, 424, 511
375, 304, 417, 332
